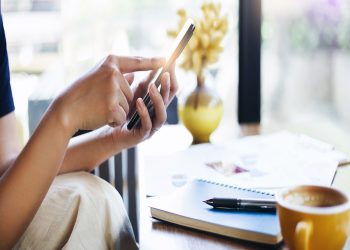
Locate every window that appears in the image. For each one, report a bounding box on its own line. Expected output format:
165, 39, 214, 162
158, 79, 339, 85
3, 0, 239, 142
262, 0, 350, 128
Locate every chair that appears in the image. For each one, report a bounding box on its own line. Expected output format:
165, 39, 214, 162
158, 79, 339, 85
28, 98, 139, 241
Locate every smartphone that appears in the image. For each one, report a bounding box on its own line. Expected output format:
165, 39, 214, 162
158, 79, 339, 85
127, 19, 195, 130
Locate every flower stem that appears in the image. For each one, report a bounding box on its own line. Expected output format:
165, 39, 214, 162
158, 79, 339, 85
197, 74, 205, 88
194, 74, 205, 109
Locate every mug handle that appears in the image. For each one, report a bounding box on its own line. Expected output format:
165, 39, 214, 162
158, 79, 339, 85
295, 221, 312, 250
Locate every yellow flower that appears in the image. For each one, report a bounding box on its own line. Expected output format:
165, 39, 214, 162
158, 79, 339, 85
168, 2, 228, 80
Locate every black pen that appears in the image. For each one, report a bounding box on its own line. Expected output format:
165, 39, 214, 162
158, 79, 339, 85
203, 197, 276, 212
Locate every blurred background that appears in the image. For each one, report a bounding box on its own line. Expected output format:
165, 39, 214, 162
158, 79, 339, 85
2, 0, 350, 143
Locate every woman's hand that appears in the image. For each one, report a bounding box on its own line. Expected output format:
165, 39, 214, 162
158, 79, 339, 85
52, 55, 164, 135
108, 63, 179, 151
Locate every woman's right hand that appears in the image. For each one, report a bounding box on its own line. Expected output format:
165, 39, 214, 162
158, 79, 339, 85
52, 55, 164, 135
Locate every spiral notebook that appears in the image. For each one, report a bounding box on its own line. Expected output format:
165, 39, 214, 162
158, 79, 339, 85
147, 179, 282, 245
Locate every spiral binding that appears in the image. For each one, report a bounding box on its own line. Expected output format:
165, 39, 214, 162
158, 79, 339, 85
197, 179, 275, 197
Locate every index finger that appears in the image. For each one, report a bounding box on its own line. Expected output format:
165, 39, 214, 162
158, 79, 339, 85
115, 56, 165, 73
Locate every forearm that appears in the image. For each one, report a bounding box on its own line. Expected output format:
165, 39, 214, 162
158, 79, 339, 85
59, 126, 120, 174
0, 105, 74, 249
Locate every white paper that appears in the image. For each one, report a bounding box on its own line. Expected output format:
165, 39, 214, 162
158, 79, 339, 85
144, 131, 345, 196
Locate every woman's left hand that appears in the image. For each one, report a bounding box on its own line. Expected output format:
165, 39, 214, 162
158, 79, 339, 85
108, 63, 178, 151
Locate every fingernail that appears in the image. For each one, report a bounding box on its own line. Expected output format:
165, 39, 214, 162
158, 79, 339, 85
137, 98, 143, 109
152, 57, 165, 66
158, 57, 166, 64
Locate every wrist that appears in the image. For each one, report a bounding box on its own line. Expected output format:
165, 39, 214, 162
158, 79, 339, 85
98, 126, 123, 156
48, 96, 78, 137
107, 126, 128, 154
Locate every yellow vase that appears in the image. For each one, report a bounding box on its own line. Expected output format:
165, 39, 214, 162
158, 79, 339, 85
178, 85, 223, 144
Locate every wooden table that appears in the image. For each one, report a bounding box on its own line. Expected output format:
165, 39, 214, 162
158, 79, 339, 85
137, 123, 350, 250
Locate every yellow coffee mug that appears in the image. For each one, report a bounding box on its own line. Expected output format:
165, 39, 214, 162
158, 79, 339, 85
276, 185, 350, 250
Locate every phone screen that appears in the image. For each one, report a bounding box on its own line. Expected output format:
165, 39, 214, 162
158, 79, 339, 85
127, 19, 195, 130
